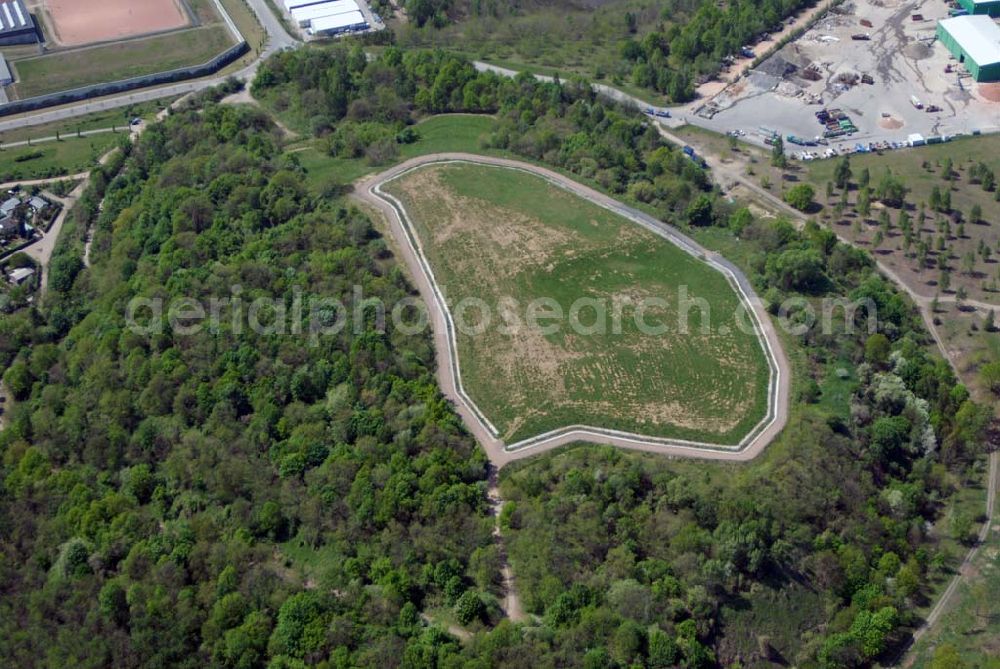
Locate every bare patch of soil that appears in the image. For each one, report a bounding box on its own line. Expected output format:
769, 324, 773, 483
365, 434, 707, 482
878, 115, 904, 129
977, 83, 1000, 103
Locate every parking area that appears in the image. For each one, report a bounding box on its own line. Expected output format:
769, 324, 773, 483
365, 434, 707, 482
692, 0, 1000, 158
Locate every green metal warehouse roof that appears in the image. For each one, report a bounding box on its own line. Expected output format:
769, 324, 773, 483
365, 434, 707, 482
939, 15, 1000, 66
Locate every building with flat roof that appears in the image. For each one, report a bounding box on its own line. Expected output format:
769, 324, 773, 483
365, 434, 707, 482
291, 0, 360, 27
0, 0, 35, 46
8, 267, 34, 285
309, 10, 367, 35
937, 15, 1000, 82
0, 53, 11, 86
282, 0, 330, 11
958, 0, 1000, 17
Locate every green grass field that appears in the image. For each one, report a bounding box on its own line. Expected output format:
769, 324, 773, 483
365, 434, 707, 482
12, 25, 235, 99
0, 135, 118, 182
805, 135, 1000, 303
297, 114, 498, 191
0, 99, 176, 145
383, 162, 771, 444
806, 136, 1000, 220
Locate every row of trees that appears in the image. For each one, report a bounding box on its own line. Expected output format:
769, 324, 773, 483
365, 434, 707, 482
254, 46, 714, 216
401, 0, 819, 101
825, 154, 1000, 299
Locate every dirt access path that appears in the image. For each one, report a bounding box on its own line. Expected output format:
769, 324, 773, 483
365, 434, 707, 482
487, 467, 527, 622
356, 153, 791, 468
11, 95, 179, 289
695, 0, 838, 99
899, 452, 998, 665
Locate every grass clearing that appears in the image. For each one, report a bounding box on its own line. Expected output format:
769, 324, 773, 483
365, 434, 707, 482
12, 25, 235, 99
383, 162, 770, 444
0, 135, 118, 181
933, 303, 1000, 408
806, 136, 1000, 222
298, 114, 497, 191
0, 98, 176, 145
804, 136, 1000, 303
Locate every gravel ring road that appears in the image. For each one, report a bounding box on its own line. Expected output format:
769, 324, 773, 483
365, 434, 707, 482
355, 153, 791, 467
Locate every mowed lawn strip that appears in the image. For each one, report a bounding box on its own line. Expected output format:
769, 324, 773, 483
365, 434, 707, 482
384, 163, 771, 444
0, 135, 119, 181
12, 25, 234, 99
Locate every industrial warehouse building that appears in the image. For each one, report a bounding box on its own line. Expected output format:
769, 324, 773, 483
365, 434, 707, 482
310, 10, 367, 35
291, 0, 360, 26
282, 0, 328, 11
0, 0, 36, 46
937, 15, 1000, 82
288, 0, 368, 33
958, 0, 1000, 18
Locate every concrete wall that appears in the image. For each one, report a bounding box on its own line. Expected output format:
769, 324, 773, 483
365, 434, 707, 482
0, 40, 249, 117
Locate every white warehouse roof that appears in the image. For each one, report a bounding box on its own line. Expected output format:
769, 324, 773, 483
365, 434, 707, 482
291, 0, 360, 24
0, 0, 31, 33
282, 0, 328, 11
310, 10, 366, 32
940, 15, 1000, 67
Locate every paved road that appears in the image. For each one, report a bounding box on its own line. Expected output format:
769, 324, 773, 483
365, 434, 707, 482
356, 153, 791, 468
0, 0, 298, 134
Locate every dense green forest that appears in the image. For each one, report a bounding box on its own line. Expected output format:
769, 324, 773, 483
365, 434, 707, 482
391, 0, 819, 101
0, 103, 495, 667
254, 46, 710, 213
254, 47, 993, 665
0, 45, 992, 668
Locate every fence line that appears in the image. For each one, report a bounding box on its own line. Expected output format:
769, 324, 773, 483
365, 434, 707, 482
0, 37, 249, 118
